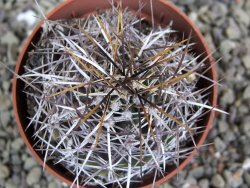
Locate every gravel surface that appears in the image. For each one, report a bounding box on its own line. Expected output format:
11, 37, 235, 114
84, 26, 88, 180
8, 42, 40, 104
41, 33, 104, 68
0, 0, 249, 187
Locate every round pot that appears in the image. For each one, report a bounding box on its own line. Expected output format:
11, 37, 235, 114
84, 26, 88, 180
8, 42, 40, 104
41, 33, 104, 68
13, 0, 217, 187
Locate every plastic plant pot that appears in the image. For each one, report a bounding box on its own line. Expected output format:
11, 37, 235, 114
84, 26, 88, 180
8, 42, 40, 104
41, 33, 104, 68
13, 0, 217, 187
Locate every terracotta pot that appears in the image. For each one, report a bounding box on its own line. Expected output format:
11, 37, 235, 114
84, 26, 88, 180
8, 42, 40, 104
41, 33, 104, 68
13, 0, 217, 187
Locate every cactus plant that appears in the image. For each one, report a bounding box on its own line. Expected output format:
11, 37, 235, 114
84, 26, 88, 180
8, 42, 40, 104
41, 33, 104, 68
12, 1, 226, 188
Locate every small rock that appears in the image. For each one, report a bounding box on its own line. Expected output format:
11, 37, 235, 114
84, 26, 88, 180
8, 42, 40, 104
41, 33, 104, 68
223, 130, 235, 143
0, 110, 11, 127
48, 181, 60, 188
233, 7, 250, 26
214, 137, 226, 153
198, 179, 209, 188
16, 10, 37, 27
242, 158, 250, 170
0, 164, 10, 179
226, 18, 241, 39
188, 166, 204, 179
241, 119, 250, 138
205, 33, 216, 52
243, 86, 250, 99
0, 138, 5, 150
224, 170, 243, 188
209, 2, 228, 19
26, 167, 42, 186
5, 180, 18, 188
0, 95, 12, 111
242, 55, 250, 69
211, 174, 225, 188
11, 137, 24, 152
12, 173, 21, 185
182, 177, 197, 188
221, 89, 235, 105
188, 12, 198, 23
220, 40, 236, 55
243, 172, 250, 186
24, 157, 38, 171
11, 154, 22, 166
218, 120, 228, 134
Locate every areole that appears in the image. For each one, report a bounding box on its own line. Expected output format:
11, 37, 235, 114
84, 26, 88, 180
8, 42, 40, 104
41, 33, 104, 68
13, 0, 217, 187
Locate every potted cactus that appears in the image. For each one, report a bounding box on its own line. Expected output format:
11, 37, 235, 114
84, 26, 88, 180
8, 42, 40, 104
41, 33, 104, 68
12, 0, 225, 187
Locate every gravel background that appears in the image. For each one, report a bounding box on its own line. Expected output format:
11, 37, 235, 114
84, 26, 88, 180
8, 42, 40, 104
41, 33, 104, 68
0, 0, 250, 188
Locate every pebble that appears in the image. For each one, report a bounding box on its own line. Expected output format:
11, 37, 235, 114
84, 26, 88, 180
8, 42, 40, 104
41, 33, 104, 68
233, 7, 250, 26
241, 119, 250, 138
224, 170, 243, 188
16, 10, 37, 27
24, 157, 38, 171
218, 120, 228, 134
26, 167, 42, 186
210, 2, 228, 19
223, 130, 235, 143
188, 166, 204, 179
0, 138, 5, 150
5, 180, 18, 188
11, 154, 22, 166
226, 18, 241, 39
243, 86, 250, 99
220, 40, 236, 55
0, 164, 10, 179
242, 55, 250, 70
11, 138, 24, 152
211, 174, 225, 188
48, 181, 60, 188
243, 172, 250, 186
0, 110, 11, 127
221, 89, 235, 105
214, 137, 226, 153
198, 178, 209, 188
242, 158, 250, 170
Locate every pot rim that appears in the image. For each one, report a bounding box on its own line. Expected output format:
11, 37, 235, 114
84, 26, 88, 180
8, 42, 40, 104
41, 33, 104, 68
12, 0, 217, 187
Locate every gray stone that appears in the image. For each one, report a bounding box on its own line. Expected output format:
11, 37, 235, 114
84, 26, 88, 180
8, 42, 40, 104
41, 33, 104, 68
214, 137, 226, 153
11, 138, 24, 152
198, 178, 209, 188
12, 173, 21, 185
0, 138, 5, 150
211, 174, 225, 188
241, 119, 250, 137
188, 166, 204, 179
5, 180, 18, 188
26, 167, 42, 186
205, 33, 215, 52
244, 172, 250, 186
209, 2, 228, 19
0, 110, 11, 127
48, 181, 60, 188
242, 158, 250, 170
24, 157, 38, 171
182, 176, 197, 188
226, 18, 241, 39
221, 89, 235, 105
233, 7, 250, 26
11, 154, 22, 165
0, 31, 19, 65
242, 55, 250, 70
224, 170, 243, 188
220, 40, 236, 55
243, 86, 250, 99
218, 120, 228, 134
0, 164, 10, 179
198, 6, 210, 23
223, 130, 235, 143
